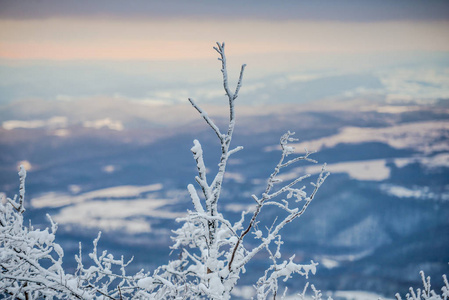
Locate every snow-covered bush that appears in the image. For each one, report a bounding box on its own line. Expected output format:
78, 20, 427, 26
1, 41, 447, 300
0, 42, 330, 299
395, 271, 449, 300
0, 167, 150, 299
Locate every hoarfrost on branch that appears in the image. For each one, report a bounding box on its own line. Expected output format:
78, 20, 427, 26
1, 42, 442, 300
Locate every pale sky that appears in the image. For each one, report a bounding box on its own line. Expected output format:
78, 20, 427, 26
1, 19, 448, 60
0, 1, 448, 105
1, 0, 449, 60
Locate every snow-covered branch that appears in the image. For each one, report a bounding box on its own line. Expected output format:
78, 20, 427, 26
1, 42, 331, 300
396, 271, 449, 300
170, 44, 330, 299
227, 131, 329, 274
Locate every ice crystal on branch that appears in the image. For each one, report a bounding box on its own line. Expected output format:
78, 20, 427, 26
158, 42, 329, 299
396, 271, 449, 300
1, 42, 329, 299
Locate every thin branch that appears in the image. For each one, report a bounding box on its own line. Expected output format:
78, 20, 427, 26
191, 213, 238, 237
188, 98, 223, 141
234, 64, 247, 100
236, 169, 329, 270
265, 174, 311, 201
280, 153, 317, 168
214, 42, 233, 99
228, 146, 244, 157
18, 165, 26, 213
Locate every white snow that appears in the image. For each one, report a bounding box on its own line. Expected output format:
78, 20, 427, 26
271, 121, 449, 154
53, 198, 182, 233
2, 116, 68, 130
275, 146, 449, 183
366, 105, 421, 114
320, 257, 340, 269
332, 290, 394, 300
102, 165, 116, 173
30, 182, 170, 233
68, 185, 82, 194
83, 118, 124, 131
137, 277, 154, 290
380, 184, 449, 202
224, 172, 245, 183
279, 159, 390, 182
379, 67, 449, 103
281, 290, 392, 300
31, 184, 163, 208
3, 116, 123, 132
231, 285, 255, 298
394, 153, 449, 169
224, 203, 256, 213
53, 129, 70, 137
3, 119, 46, 130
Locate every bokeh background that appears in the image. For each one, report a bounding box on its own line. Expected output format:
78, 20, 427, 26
1, 1, 449, 298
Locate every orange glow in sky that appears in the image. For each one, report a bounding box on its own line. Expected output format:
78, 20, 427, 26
1, 19, 448, 60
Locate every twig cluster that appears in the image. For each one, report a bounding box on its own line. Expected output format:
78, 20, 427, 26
0, 42, 330, 299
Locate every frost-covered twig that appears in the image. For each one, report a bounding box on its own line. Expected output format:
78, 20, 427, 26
395, 271, 449, 300
1, 43, 330, 300
6, 165, 26, 214
228, 132, 329, 273
170, 46, 329, 299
